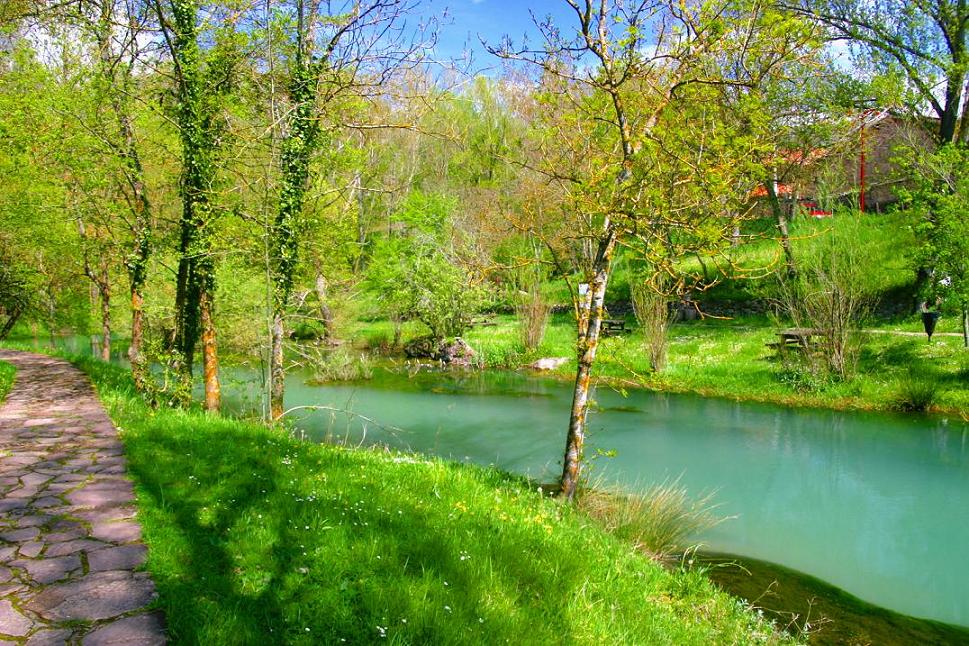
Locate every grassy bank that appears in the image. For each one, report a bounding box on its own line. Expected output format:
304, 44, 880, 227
0, 360, 14, 403
74, 356, 791, 645
349, 314, 968, 417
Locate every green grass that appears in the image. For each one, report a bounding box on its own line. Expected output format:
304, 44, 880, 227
678, 212, 918, 305
73, 356, 792, 645
0, 360, 14, 404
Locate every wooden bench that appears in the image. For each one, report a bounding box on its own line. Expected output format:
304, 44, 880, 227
601, 319, 627, 336
469, 317, 497, 328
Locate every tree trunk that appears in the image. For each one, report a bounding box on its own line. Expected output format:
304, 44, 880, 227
939, 72, 966, 144
766, 179, 796, 277
129, 288, 146, 389
270, 308, 285, 420
957, 78, 969, 144
0, 308, 21, 340
963, 306, 968, 349
99, 270, 111, 362
314, 271, 333, 342
200, 288, 220, 412
560, 227, 618, 501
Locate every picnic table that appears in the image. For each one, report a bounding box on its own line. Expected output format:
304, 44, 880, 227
601, 319, 627, 336
767, 328, 823, 355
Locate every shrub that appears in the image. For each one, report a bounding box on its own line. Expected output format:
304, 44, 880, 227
631, 281, 674, 372
516, 286, 550, 352
773, 222, 873, 382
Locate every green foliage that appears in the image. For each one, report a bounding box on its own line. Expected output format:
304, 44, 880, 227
900, 144, 969, 316
366, 192, 485, 340
72, 356, 791, 645
451, 311, 969, 414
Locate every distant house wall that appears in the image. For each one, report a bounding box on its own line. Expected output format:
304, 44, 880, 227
824, 114, 937, 212
751, 113, 938, 216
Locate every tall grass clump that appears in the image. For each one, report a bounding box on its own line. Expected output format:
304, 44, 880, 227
516, 285, 550, 352
0, 360, 14, 403
631, 281, 674, 371
307, 346, 373, 383
893, 369, 940, 412
579, 480, 721, 561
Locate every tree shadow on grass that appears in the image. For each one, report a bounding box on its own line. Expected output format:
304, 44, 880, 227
123, 417, 596, 644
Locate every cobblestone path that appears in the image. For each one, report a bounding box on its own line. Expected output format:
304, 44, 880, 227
0, 350, 165, 645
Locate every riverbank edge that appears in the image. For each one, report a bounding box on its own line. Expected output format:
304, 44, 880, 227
526, 365, 969, 420
19, 348, 965, 642
64, 352, 795, 645
699, 552, 969, 645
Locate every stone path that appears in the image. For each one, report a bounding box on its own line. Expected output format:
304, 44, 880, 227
0, 350, 165, 645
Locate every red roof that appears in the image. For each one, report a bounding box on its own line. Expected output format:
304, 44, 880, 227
750, 183, 794, 199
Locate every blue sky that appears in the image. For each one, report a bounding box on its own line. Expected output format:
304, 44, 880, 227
412, 0, 579, 71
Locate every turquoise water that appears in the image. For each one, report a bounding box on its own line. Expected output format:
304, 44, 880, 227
220, 368, 969, 628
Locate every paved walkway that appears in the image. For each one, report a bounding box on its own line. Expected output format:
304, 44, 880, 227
0, 351, 165, 645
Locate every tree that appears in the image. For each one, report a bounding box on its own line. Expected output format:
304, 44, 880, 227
266, 0, 431, 420
496, 0, 818, 501
902, 144, 969, 347
366, 191, 484, 343
153, 0, 243, 410
0, 257, 31, 340
784, 0, 969, 145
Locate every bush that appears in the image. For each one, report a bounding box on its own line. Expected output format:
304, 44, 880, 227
631, 281, 674, 372
516, 286, 550, 352
773, 221, 873, 381
365, 196, 485, 342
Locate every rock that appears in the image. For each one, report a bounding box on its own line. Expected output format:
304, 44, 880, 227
17, 542, 44, 559
403, 336, 437, 359
11, 554, 81, 584
87, 545, 147, 572
25, 571, 156, 622
66, 481, 134, 509
82, 612, 165, 646
438, 338, 475, 366
26, 629, 75, 645
527, 357, 570, 371
89, 521, 141, 544
0, 599, 32, 637
403, 337, 476, 366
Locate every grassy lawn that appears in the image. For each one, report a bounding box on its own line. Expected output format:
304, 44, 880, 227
0, 360, 14, 404
74, 356, 791, 645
